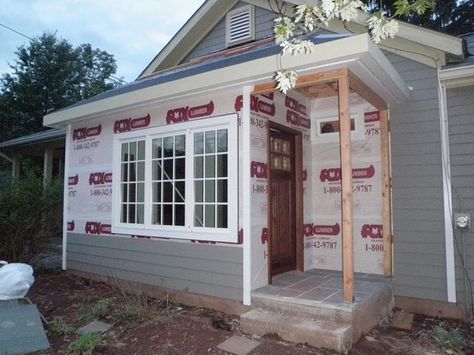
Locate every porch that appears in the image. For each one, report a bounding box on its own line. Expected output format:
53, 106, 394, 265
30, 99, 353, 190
241, 270, 393, 352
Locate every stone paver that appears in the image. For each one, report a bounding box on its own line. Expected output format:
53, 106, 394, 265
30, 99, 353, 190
77, 320, 112, 335
217, 335, 260, 355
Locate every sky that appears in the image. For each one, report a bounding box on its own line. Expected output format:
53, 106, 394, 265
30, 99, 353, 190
0, 0, 206, 83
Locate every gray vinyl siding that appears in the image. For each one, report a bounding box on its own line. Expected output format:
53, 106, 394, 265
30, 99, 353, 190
182, 2, 277, 63
66, 233, 243, 301
446, 85, 474, 310
387, 52, 448, 302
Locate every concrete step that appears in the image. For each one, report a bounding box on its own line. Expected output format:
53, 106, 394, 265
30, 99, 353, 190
240, 308, 352, 353
251, 292, 353, 324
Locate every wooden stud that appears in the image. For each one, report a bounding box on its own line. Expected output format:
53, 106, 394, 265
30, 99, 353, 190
294, 133, 304, 272
338, 75, 354, 303
253, 68, 348, 96
380, 109, 393, 276
348, 71, 387, 111
267, 120, 273, 284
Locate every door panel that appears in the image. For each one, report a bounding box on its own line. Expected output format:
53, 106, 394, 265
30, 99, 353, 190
269, 130, 296, 276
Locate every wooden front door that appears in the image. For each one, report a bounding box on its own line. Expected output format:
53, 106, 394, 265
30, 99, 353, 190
269, 129, 296, 276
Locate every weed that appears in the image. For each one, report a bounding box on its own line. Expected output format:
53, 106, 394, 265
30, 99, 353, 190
49, 319, 75, 336
91, 299, 112, 318
79, 298, 113, 323
432, 325, 465, 351
69, 332, 102, 355
120, 293, 151, 321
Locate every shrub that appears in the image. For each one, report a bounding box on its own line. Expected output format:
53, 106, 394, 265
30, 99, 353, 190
0, 171, 62, 262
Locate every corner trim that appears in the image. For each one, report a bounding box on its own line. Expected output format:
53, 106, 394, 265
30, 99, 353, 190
437, 70, 456, 303
62, 124, 71, 270
242, 85, 253, 306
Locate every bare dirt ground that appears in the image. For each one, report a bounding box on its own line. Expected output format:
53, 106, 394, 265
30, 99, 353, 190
28, 272, 473, 354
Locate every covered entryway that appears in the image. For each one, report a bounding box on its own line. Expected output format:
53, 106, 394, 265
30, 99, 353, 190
254, 67, 395, 303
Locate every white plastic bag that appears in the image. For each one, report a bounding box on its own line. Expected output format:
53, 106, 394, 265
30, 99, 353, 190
0, 263, 35, 300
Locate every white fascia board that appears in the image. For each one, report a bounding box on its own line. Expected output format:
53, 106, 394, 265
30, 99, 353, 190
44, 34, 408, 127
439, 65, 474, 89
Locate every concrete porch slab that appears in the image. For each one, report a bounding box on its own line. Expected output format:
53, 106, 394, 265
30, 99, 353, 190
241, 270, 393, 353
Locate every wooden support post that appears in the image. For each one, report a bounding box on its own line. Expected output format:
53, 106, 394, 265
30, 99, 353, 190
338, 75, 354, 303
380, 109, 393, 276
43, 147, 54, 186
12, 154, 20, 179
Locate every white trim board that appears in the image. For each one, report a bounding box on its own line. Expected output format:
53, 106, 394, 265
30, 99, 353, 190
62, 125, 71, 270
437, 71, 456, 303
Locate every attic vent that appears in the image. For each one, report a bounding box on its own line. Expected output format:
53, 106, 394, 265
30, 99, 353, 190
226, 5, 255, 47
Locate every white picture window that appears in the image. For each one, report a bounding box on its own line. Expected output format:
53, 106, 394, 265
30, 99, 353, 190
112, 114, 238, 243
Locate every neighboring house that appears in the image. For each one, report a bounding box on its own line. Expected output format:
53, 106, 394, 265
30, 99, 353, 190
0, 129, 65, 184
42, 0, 473, 351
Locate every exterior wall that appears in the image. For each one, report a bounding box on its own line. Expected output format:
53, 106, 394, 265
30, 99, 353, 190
446, 84, 474, 312
387, 52, 448, 302
67, 233, 243, 300
182, 1, 277, 63
65, 88, 244, 301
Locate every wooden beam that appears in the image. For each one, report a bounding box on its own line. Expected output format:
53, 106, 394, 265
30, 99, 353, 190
380, 109, 393, 276
338, 76, 354, 303
348, 71, 387, 111
253, 68, 348, 96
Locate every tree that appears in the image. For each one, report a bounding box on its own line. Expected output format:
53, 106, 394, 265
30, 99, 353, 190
274, 0, 442, 93
364, 0, 473, 35
0, 32, 121, 141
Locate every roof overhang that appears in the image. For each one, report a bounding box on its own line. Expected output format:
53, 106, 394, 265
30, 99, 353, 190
439, 64, 474, 89
44, 34, 409, 128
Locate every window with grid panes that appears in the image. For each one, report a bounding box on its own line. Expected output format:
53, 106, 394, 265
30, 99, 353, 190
151, 134, 186, 226
193, 129, 228, 228
120, 140, 145, 224
112, 114, 238, 243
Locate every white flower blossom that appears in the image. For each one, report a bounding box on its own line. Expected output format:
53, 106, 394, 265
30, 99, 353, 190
281, 39, 314, 56
275, 70, 297, 94
383, 19, 399, 39
274, 17, 295, 44
321, 0, 336, 18
368, 15, 399, 43
339, 0, 363, 22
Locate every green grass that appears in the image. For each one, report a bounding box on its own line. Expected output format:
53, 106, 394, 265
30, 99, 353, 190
49, 319, 75, 336
69, 332, 102, 354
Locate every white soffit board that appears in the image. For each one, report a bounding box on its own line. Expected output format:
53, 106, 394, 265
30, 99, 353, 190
44, 34, 408, 127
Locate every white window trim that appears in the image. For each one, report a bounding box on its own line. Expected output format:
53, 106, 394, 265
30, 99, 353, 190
225, 4, 255, 47
112, 114, 239, 243
313, 111, 364, 144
